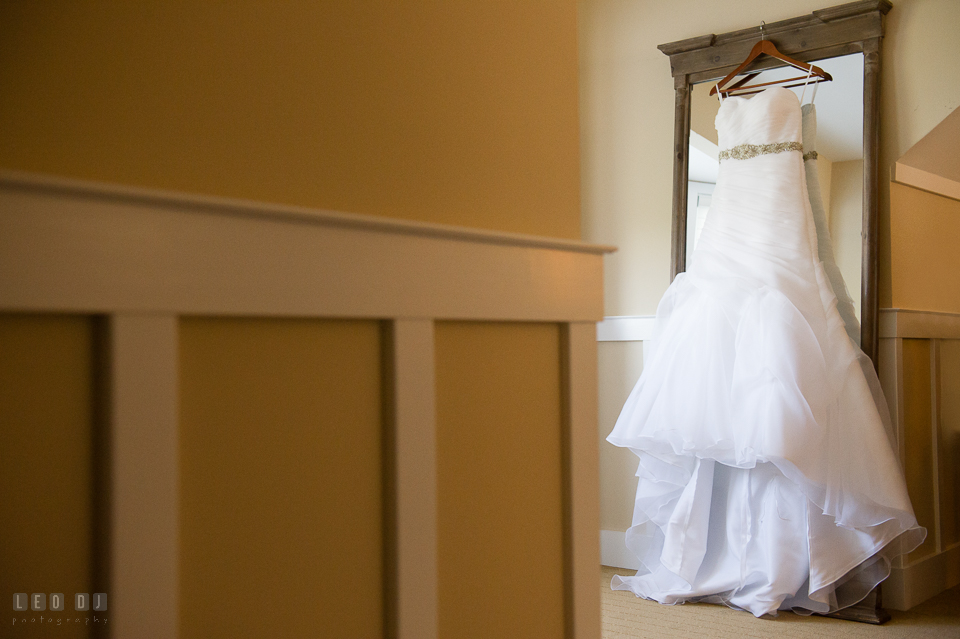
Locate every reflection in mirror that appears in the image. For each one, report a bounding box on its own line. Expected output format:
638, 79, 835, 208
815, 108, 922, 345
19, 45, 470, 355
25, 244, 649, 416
687, 54, 865, 323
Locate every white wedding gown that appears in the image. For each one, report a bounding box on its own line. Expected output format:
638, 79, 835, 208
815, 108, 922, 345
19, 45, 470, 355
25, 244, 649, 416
607, 87, 925, 617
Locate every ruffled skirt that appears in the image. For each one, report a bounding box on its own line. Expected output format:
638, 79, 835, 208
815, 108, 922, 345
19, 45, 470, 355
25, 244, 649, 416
607, 151, 924, 617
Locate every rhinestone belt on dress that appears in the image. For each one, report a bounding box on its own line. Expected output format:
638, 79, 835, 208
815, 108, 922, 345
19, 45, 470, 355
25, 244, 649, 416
718, 141, 804, 161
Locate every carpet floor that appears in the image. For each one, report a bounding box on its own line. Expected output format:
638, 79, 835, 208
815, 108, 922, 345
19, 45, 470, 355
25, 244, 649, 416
601, 565, 960, 638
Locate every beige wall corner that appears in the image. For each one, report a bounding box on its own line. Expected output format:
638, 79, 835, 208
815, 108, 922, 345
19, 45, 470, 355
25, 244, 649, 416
893, 101, 960, 200
890, 182, 960, 314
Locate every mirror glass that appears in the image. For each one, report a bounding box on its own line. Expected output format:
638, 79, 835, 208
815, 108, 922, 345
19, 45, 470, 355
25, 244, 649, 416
686, 53, 864, 321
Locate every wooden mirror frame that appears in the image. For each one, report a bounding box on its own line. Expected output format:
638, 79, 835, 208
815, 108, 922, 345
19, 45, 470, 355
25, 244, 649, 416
658, 0, 892, 369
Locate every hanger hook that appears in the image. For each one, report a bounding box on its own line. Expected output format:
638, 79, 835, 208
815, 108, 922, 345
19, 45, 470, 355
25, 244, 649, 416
760, 20, 765, 41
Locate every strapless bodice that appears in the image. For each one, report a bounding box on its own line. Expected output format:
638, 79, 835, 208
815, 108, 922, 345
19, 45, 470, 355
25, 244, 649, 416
716, 87, 802, 153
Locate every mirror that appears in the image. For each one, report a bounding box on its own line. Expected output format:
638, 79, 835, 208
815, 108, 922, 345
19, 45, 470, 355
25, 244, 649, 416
658, 0, 889, 367
687, 54, 865, 323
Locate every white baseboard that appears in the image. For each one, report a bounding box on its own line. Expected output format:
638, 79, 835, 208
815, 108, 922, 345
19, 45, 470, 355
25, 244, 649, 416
600, 529, 640, 570
596, 316, 656, 342
884, 542, 960, 610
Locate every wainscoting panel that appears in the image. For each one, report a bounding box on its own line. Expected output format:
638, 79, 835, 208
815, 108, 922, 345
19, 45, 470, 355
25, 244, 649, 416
939, 340, 960, 549
0, 170, 611, 639
0, 314, 98, 639
435, 322, 565, 639
901, 338, 937, 564
880, 309, 960, 610
178, 318, 383, 639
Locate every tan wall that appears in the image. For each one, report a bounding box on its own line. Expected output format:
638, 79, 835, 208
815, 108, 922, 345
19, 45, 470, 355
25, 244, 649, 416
890, 182, 960, 313
435, 322, 566, 639
829, 159, 864, 320
0, 2, 580, 240
0, 315, 97, 637
178, 317, 383, 638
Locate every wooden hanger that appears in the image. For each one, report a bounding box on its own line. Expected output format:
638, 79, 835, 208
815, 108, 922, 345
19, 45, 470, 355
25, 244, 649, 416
709, 22, 832, 97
